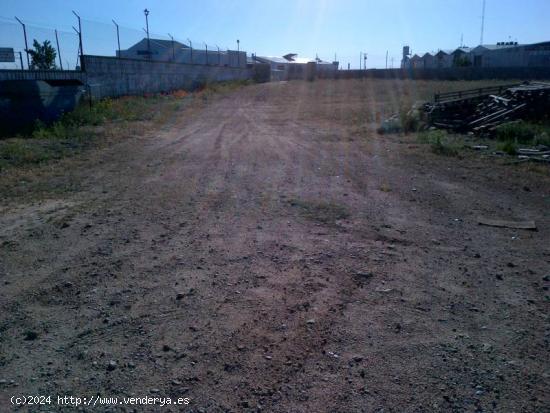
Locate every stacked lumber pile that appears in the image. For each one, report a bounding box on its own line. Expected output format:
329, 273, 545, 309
423, 82, 550, 135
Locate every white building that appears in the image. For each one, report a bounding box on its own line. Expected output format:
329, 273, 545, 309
403, 41, 550, 69
117, 38, 247, 68
254, 53, 338, 80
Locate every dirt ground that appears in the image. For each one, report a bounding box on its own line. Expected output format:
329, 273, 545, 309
0, 79, 549, 413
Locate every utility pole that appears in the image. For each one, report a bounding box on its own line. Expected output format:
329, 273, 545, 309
14, 17, 29, 69
347, 62, 350, 70
187, 38, 193, 63
205, 42, 208, 65
480, 0, 486, 45
72, 11, 83, 69
112, 20, 120, 58
363, 52, 367, 70
168, 33, 175, 61
55, 29, 63, 70
216, 45, 220, 65
386, 50, 388, 69
237, 39, 240, 67
143, 9, 151, 59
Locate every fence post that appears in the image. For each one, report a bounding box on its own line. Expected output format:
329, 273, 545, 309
72, 11, 84, 71
14, 17, 30, 69
55, 29, 63, 70
112, 20, 120, 58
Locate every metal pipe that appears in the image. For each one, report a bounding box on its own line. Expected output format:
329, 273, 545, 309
14, 17, 30, 69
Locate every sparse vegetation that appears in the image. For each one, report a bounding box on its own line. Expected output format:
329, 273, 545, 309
288, 198, 349, 224
496, 140, 518, 155
0, 81, 249, 170
494, 121, 550, 146
417, 129, 460, 156
399, 106, 420, 134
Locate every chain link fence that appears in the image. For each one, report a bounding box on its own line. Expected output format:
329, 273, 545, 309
0, 13, 247, 71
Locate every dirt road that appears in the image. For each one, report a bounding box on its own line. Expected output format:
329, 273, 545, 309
1, 80, 549, 412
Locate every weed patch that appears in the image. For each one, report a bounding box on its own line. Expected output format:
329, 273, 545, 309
288, 198, 350, 224
494, 121, 550, 147
417, 130, 459, 156
0, 81, 249, 171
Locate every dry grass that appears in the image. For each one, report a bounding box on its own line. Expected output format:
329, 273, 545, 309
0, 81, 250, 171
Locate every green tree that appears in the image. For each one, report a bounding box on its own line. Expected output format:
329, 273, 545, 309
27, 39, 57, 70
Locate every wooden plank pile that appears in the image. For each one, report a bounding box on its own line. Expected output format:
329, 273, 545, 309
423, 81, 550, 135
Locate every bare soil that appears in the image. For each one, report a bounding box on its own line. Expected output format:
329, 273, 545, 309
1, 79, 549, 413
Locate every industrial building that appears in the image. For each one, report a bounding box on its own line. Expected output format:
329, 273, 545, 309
117, 38, 247, 68
253, 53, 338, 80
401, 41, 550, 69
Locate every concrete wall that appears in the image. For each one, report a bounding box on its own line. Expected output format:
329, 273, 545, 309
0, 80, 84, 134
318, 66, 550, 81
82, 55, 253, 99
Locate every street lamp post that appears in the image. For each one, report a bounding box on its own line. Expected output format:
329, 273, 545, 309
237, 39, 240, 67
216, 45, 220, 65
204, 42, 208, 65
143, 9, 150, 59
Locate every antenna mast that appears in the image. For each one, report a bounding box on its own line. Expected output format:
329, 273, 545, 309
480, 0, 486, 45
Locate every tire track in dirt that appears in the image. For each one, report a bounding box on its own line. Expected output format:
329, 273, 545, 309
1, 81, 548, 412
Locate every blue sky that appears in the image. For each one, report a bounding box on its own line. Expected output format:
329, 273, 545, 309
1, 0, 549, 69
